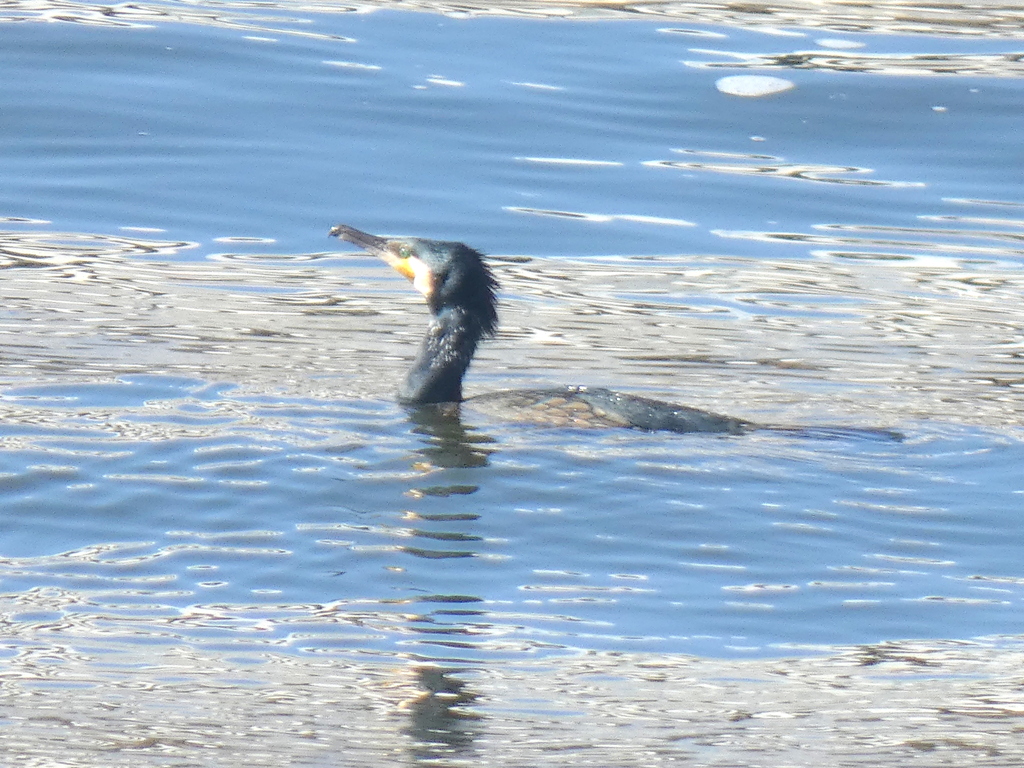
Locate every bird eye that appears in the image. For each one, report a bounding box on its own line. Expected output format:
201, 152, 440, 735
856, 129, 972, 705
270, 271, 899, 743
398, 245, 412, 258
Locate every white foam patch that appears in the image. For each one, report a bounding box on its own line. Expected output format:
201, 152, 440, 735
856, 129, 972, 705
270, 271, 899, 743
716, 75, 795, 97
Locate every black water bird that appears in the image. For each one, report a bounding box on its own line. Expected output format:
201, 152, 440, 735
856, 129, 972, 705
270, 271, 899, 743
329, 224, 752, 435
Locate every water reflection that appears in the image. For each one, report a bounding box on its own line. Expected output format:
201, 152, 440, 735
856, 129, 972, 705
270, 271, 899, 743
5, 0, 1023, 42
645, 149, 924, 188
686, 48, 1024, 78
0, 625, 1022, 766
0, 228, 197, 267
715, 216, 1024, 262
403, 665, 481, 762
0, 0, 359, 40
406, 403, 497, 470
507, 205, 696, 227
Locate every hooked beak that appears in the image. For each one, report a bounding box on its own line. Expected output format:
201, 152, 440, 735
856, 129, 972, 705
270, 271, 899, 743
329, 224, 390, 256
329, 224, 435, 298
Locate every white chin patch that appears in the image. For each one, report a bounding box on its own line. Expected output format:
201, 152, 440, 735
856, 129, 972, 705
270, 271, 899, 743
409, 257, 435, 298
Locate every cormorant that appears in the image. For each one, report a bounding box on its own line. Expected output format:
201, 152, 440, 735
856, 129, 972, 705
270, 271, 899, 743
329, 224, 750, 434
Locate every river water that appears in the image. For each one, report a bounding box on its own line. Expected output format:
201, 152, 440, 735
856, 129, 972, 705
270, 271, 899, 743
1, 1, 1023, 764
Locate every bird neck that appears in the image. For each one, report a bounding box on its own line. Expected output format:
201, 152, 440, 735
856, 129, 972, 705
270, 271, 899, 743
398, 305, 485, 405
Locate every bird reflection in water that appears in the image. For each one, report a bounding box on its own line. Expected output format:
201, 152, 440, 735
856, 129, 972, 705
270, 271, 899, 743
402, 665, 481, 762
406, 402, 498, 470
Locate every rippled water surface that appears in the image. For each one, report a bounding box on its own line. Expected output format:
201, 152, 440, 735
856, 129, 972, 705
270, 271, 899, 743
1, 1, 1023, 763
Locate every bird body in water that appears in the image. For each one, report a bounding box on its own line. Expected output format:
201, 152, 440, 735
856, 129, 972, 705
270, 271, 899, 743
329, 224, 749, 434
329, 224, 900, 440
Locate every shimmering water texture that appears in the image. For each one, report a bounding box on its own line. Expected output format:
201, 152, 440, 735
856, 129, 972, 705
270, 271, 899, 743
3, 636, 1024, 767
0, 365, 1022, 659
1, 1, 1024, 763
0, 0, 1021, 666
3, 4, 1024, 261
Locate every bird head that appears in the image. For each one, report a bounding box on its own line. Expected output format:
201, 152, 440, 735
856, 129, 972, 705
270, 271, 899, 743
330, 224, 498, 336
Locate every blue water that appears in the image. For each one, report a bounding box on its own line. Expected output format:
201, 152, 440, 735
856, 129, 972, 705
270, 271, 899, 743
0, 1, 1023, 673
0, 375, 1021, 661
4, 11, 1022, 261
